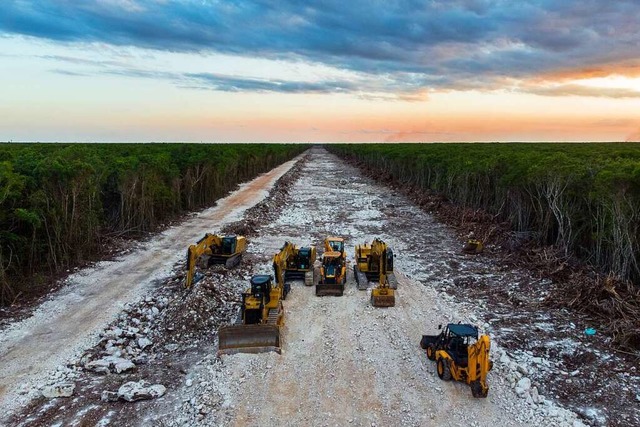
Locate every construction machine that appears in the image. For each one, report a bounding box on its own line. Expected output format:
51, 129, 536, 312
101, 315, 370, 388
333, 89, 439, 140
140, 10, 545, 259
217, 274, 285, 354
316, 237, 347, 296
463, 239, 484, 254
354, 238, 398, 291
185, 233, 247, 288
420, 323, 493, 397
273, 241, 316, 287
462, 232, 483, 254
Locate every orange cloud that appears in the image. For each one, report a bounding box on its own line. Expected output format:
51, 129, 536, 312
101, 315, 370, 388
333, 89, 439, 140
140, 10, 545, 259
533, 61, 640, 83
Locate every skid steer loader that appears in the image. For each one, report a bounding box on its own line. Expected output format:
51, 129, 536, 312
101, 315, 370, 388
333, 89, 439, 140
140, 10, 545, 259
420, 323, 493, 397
354, 238, 398, 291
316, 237, 347, 296
273, 241, 316, 286
217, 274, 285, 354
185, 233, 247, 288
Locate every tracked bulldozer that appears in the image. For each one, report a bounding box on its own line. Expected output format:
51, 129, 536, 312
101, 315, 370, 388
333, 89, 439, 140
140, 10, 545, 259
273, 241, 316, 286
316, 237, 346, 297
185, 233, 247, 288
354, 238, 398, 291
420, 323, 493, 397
217, 274, 285, 354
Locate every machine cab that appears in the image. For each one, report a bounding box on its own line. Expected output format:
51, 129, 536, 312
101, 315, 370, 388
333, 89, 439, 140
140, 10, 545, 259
250, 274, 272, 303
322, 251, 343, 278
297, 247, 312, 269
326, 238, 344, 254
386, 248, 394, 272
222, 235, 237, 255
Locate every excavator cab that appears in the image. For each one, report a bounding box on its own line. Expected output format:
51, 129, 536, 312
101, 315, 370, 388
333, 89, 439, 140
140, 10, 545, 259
386, 248, 394, 271
328, 239, 344, 253
296, 247, 312, 270
221, 235, 237, 255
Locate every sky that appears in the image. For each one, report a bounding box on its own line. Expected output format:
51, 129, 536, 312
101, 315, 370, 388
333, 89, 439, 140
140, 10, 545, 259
1, 0, 640, 142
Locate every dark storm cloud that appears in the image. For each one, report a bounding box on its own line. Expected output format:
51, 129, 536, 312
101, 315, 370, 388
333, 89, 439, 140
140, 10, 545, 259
2, 0, 640, 96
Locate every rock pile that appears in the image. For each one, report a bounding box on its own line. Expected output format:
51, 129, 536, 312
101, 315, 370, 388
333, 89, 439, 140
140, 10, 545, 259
492, 345, 587, 427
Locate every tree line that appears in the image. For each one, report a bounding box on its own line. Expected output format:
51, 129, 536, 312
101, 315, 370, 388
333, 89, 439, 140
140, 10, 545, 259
0, 143, 306, 305
328, 143, 640, 286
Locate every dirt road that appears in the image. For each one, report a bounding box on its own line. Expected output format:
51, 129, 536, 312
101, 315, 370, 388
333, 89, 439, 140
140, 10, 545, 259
0, 156, 300, 419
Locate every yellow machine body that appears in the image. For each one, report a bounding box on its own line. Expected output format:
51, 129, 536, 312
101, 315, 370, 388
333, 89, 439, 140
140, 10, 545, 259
316, 247, 346, 297
354, 238, 396, 307
218, 274, 285, 354
422, 324, 492, 398
463, 239, 483, 254
185, 233, 247, 288
273, 241, 317, 286
354, 238, 398, 291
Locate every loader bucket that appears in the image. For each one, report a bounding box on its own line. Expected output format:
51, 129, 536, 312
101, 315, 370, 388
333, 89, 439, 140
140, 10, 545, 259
217, 324, 281, 355
316, 283, 344, 296
371, 289, 395, 307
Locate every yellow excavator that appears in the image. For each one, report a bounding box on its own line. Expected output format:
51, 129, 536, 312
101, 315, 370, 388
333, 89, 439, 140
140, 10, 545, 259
316, 237, 347, 296
354, 238, 398, 291
273, 241, 317, 287
355, 238, 397, 307
217, 273, 285, 354
185, 233, 247, 289
420, 323, 493, 397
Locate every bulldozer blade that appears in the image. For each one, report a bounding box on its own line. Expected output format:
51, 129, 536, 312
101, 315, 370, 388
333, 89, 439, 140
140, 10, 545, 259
316, 283, 344, 296
371, 294, 395, 307
217, 324, 281, 355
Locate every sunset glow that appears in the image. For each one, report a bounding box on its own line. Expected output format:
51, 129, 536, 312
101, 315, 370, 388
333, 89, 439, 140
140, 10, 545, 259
1, 1, 640, 142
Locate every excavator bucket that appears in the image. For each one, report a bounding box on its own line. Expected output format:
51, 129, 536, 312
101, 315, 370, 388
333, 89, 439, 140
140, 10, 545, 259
371, 289, 395, 307
217, 324, 281, 355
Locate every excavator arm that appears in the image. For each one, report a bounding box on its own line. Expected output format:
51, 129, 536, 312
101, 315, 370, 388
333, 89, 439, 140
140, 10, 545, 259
185, 233, 220, 289
370, 238, 397, 307
272, 244, 290, 299
467, 335, 491, 397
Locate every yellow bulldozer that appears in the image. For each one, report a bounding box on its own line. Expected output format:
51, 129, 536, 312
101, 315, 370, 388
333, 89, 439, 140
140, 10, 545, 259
420, 323, 493, 397
217, 273, 285, 354
316, 237, 347, 296
185, 233, 247, 288
273, 241, 316, 287
354, 238, 397, 307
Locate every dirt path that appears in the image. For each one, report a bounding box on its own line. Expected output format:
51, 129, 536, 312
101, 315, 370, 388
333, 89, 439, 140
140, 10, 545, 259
0, 156, 300, 420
